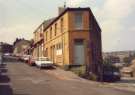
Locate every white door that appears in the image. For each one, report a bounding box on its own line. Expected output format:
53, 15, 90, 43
74, 40, 85, 65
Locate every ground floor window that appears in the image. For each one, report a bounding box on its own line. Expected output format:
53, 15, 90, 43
56, 43, 62, 55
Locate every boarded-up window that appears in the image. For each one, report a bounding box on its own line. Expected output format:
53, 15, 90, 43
74, 12, 83, 30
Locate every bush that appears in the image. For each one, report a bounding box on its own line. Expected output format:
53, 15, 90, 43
70, 65, 86, 76
81, 72, 98, 81
88, 73, 98, 81
62, 65, 70, 71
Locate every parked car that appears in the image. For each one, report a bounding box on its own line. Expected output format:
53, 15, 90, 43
35, 57, 53, 68
28, 56, 36, 66
3, 53, 11, 56
102, 64, 121, 82
0, 55, 3, 65
24, 55, 30, 62
20, 55, 30, 62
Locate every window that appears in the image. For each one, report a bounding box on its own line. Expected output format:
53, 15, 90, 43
46, 48, 48, 56
55, 23, 57, 36
46, 31, 48, 41
50, 27, 52, 39
56, 43, 62, 50
61, 18, 64, 32
74, 12, 83, 30
56, 43, 62, 55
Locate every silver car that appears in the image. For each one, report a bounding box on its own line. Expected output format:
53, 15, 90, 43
35, 57, 53, 68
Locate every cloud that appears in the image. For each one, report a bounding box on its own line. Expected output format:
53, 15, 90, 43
0, 0, 45, 44
66, 0, 97, 7
102, 0, 135, 19
67, 0, 86, 7
130, 27, 135, 32
0, 0, 135, 52
0, 24, 34, 44
94, 0, 135, 51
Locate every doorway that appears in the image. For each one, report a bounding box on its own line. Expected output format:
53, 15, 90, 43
74, 39, 85, 65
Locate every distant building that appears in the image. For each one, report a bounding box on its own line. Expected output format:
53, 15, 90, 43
0, 42, 13, 53
104, 56, 120, 64
103, 51, 135, 63
32, 7, 102, 75
13, 39, 31, 55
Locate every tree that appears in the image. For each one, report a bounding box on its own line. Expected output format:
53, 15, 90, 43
123, 52, 135, 65
123, 57, 131, 64
103, 56, 120, 64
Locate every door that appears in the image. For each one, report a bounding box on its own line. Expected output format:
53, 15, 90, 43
74, 39, 85, 65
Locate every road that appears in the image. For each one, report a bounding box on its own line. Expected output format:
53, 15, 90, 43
0, 60, 135, 95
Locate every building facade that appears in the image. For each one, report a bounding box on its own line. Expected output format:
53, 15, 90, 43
33, 18, 55, 58
13, 39, 31, 56
33, 7, 102, 74
103, 51, 135, 63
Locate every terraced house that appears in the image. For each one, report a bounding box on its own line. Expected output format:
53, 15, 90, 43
33, 7, 102, 74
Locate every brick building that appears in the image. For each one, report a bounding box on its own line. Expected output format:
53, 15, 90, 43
32, 7, 102, 74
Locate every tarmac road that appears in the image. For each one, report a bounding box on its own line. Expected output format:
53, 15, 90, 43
0, 61, 135, 95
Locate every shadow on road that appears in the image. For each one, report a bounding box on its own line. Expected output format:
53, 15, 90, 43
41, 66, 56, 70
3, 56, 19, 63
117, 78, 135, 84
0, 64, 13, 95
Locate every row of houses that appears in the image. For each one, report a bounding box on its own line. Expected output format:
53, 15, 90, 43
103, 51, 135, 63
13, 38, 33, 56
25, 7, 102, 75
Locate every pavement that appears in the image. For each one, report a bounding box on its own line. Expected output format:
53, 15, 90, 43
0, 58, 135, 95
41, 64, 135, 92
100, 77, 135, 92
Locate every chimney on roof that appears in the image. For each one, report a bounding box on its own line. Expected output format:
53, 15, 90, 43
58, 2, 66, 15
58, 7, 66, 15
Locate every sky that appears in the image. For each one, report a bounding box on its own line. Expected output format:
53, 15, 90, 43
0, 0, 135, 52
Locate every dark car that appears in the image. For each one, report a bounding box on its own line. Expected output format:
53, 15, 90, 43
102, 65, 121, 82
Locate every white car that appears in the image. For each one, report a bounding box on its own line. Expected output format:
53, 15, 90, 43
4, 53, 11, 56
21, 55, 30, 62
35, 57, 53, 68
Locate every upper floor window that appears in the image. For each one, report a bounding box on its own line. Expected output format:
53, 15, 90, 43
40, 32, 43, 39
61, 18, 64, 32
50, 27, 52, 39
74, 12, 83, 30
46, 31, 48, 41
55, 23, 57, 36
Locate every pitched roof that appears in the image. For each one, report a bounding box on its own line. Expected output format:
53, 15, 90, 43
34, 17, 56, 33
43, 18, 56, 29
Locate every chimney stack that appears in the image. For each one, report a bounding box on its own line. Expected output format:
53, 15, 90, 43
58, 2, 66, 15
58, 7, 66, 15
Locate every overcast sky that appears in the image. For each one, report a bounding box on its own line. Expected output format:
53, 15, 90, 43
0, 0, 135, 52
